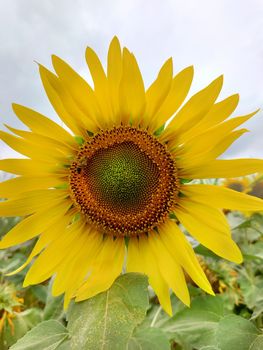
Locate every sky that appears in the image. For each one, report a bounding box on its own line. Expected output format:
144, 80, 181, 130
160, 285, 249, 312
0, 0, 263, 160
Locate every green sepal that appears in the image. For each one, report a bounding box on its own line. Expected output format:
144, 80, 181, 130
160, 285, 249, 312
74, 136, 84, 145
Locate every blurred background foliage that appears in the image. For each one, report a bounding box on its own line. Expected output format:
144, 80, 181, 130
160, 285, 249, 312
0, 173, 262, 349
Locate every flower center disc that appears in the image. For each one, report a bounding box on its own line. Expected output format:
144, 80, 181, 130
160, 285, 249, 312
70, 126, 178, 236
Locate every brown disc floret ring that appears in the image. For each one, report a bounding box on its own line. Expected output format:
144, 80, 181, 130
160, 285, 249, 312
69, 126, 180, 236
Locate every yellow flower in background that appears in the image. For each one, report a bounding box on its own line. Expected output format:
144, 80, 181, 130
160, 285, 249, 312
1, 37, 263, 315
223, 175, 263, 216
247, 174, 263, 199
0, 284, 23, 335
223, 177, 250, 193
222, 177, 251, 216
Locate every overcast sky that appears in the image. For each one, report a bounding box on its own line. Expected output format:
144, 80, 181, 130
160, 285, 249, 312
0, 0, 263, 160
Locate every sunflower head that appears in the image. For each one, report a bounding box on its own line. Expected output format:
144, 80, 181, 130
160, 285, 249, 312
70, 126, 179, 236
247, 174, 263, 199
0, 36, 263, 316
223, 175, 263, 216
223, 177, 250, 193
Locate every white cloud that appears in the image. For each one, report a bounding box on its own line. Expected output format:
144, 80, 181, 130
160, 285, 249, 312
0, 0, 262, 159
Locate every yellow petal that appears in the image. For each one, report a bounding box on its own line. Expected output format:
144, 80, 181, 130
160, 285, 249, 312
148, 233, 190, 306
162, 75, 223, 141
6, 213, 73, 276
85, 46, 113, 127
39, 65, 96, 135
152, 66, 194, 131
24, 220, 84, 286
12, 104, 75, 147
119, 48, 146, 126
179, 198, 230, 233
107, 36, 122, 123
0, 189, 68, 217
0, 159, 67, 176
180, 159, 263, 179
86, 46, 108, 91
178, 129, 247, 169
5, 125, 75, 155
182, 184, 263, 211
52, 57, 102, 131
52, 228, 94, 299
63, 229, 103, 307
127, 236, 172, 316
0, 130, 65, 162
144, 58, 173, 126
178, 94, 239, 143
0, 199, 71, 248
159, 221, 214, 295
0, 176, 65, 198
201, 129, 247, 161
75, 236, 125, 300
52, 225, 90, 296
180, 111, 257, 156
126, 237, 143, 273
175, 199, 243, 263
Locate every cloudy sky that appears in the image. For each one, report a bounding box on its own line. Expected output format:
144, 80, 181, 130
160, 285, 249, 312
0, 0, 263, 160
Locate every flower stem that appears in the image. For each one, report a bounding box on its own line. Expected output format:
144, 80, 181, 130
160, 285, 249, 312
150, 305, 162, 327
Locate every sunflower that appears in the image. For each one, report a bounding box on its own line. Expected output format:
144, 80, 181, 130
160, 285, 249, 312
247, 174, 263, 199
221, 177, 251, 215
1, 37, 263, 316
223, 175, 263, 216
223, 177, 250, 193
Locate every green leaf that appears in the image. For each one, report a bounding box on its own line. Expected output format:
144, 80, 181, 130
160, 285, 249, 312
161, 295, 226, 349
180, 179, 192, 184
238, 273, 263, 310
10, 320, 69, 350
18, 308, 43, 329
1, 308, 43, 349
30, 285, 48, 303
243, 241, 263, 261
141, 294, 185, 329
0, 217, 20, 238
1, 313, 30, 350
194, 244, 219, 259
128, 328, 170, 350
249, 335, 263, 350
43, 282, 64, 321
67, 273, 149, 350
251, 297, 263, 320
43, 294, 64, 321
215, 315, 260, 350
56, 341, 71, 350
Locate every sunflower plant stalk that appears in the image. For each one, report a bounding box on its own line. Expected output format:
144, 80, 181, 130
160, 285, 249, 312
1, 37, 263, 349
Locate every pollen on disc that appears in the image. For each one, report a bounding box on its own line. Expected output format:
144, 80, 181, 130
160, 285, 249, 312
85, 142, 160, 213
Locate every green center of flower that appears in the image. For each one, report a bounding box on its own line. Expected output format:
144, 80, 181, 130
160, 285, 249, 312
86, 142, 159, 211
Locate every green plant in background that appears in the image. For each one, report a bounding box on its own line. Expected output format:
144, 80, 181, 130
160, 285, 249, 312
0, 215, 65, 349
0, 210, 261, 349
0, 236, 41, 349
0, 282, 24, 347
